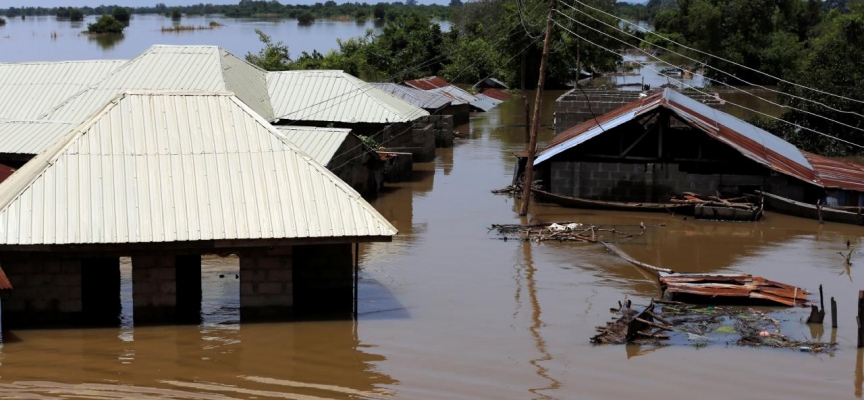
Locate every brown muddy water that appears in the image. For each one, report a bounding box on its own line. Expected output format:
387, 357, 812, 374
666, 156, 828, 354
1, 91, 864, 399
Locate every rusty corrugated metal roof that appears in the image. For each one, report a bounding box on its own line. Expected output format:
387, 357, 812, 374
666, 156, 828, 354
535, 88, 864, 192
403, 76, 452, 90
479, 88, 511, 101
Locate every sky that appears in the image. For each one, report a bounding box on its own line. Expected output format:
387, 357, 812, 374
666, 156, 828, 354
2, 0, 449, 7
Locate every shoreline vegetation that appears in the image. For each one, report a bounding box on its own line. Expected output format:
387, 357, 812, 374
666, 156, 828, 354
161, 21, 223, 32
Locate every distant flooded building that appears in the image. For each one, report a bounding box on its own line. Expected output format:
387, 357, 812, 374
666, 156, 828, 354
0, 91, 396, 328
473, 77, 511, 105
274, 126, 385, 196
403, 76, 500, 123
524, 88, 864, 207
371, 82, 456, 147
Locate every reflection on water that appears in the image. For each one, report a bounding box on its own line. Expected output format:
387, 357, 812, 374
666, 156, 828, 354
87, 33, 125, 50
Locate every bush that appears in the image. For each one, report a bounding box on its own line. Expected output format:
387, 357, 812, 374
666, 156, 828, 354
87, 14, 125, 34
169, 7, 182, 21
69, 8, 84, 21
0, 18, 5, 26
297, 11, 314, 25
112, 7, 130, 23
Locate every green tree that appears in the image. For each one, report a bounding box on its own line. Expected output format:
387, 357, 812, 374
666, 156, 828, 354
297, 10, 315, 25
373, 3, 387, 19
87, 14, 125, 34
112, 7, 130, 23
761, 13, 864, 156
169, 7, 182, 20
69, 8, 84, 21
0, 17, 5, 26
363, 12, 444, 80
245, 29, 291, 71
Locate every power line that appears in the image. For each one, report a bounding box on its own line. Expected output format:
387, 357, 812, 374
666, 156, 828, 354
551, 19, 864, 151
559, 0, 864, 120
553, 8, 864, 137
567, 0, 864, 107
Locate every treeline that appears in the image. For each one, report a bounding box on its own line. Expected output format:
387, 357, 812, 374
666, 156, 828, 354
246, 0, 622, 90
1, 1, 451, 21
634, 0, 864, 156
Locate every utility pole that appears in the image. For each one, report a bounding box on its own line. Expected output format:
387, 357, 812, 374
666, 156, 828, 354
519, 0, 557, 216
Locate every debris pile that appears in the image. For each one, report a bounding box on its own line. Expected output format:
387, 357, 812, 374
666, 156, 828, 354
670, 192, 763, 221
490, 222, 646, 243
661, 274, 809, 307
592, 300, 837, 353
491, 179, 541, 198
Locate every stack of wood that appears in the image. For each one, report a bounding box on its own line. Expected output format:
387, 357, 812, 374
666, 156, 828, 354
670, 192, 763, 221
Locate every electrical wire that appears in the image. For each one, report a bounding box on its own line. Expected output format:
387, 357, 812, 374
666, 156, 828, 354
552, 19, 864, 150
553, 8, 864, 137
567, 0, 864, 107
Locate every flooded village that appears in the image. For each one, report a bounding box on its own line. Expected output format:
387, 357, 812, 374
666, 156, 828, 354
1, 0, 864, 399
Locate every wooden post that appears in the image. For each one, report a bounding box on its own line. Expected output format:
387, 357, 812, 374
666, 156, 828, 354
831, 296, 838, 329
817, 199, 824, 224
519, 0, 558, 216
858, 290, 864, 348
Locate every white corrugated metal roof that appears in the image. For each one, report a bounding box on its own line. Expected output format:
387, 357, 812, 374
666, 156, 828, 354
268, 70, 430, 124
370, 83, 451, 110
274, 126, 352, 166
0, 60, 126, 120
0, 120, 75, 155
41, 45, 274, 122
0, 91, 396, 246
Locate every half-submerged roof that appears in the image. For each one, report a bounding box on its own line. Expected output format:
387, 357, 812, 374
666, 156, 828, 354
268, 70, 429, 124
0, 91, 396, 247
534, 88, 864, 192
403, 76, 496, 112
274, 126, 353, 167
370, 83, 451, 110
0, 59, 126, 120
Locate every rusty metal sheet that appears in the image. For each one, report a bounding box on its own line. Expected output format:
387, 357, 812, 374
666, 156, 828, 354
403, 76, 453, 91
803, 151, 864, 192
0, 266, 11, 290
479, 88, 511, 101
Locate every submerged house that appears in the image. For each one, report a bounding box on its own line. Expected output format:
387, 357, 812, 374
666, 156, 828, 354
473, 77, 511, 105
403, 76, 499, 123
523, 88, 864, 207
370, 82, 456, 147
275, 126, 385, 196
0, 91, 397, 328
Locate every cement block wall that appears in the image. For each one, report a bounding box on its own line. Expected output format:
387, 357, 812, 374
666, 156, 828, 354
240, 247, 294, 321
553, 89, 726, 133
550, 161, 794, 202
2, 258, 83, 326
132, 254, 201, 324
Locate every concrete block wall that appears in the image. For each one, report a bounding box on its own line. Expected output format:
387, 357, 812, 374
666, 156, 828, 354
429, 115, 455, 148
411, 123, 436, 163
2, 259, 83, 324
239, 247, 294, 320
132, 255, 178, 322
550, 161, 787, 202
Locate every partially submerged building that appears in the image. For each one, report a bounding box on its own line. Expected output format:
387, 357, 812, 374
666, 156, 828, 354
0, 91, 397, 328
525, 88, 864, 206
403, 76, 499, 123
275, 126, 384, 196
371, 82, 456, 147
473, 77, 511, 105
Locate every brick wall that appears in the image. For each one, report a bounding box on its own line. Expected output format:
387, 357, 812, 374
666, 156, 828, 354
239, 248, 294, 320
1, 258, 83, 326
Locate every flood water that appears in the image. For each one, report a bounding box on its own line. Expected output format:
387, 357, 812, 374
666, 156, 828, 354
0, 88, 861, 398
0, 14, 449, 63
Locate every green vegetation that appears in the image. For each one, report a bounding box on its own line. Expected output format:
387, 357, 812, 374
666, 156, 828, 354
635, 0, 864, 155
112, 7, 130, 23
0, 17, 5, 26
87, 14, 125, 34
169, 7, 182, 21
56, 7, 84, 21
246, 1, 620, 89
296, 11, 315, 25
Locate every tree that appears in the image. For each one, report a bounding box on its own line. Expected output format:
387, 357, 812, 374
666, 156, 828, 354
373, 3, 387, 19
0, 17, 5, 26
169, 7, 182, 20
297, 11, 315, 25
449, 0, 463, 6
245, 29, 291, 71
112, 7, 130, 23
354, 9, 367, 21
87, 14, 125, 34
69, 8, 84, 21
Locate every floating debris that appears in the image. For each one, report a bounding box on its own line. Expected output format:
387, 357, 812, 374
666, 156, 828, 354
591, 299, 836, 353
491, 180, 541, 198
490, 222, 646, 243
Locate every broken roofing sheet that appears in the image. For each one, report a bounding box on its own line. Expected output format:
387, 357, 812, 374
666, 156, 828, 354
403, 76, 498, 112
533, 88, 864, 193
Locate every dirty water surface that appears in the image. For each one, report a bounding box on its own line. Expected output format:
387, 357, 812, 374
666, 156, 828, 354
1, 91, 863, 399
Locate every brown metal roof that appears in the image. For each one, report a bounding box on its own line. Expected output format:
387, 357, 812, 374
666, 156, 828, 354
534, 88, 864, 193
403, 76, 452, 90
0, 266, 11, 291
479, 88, 511, 101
